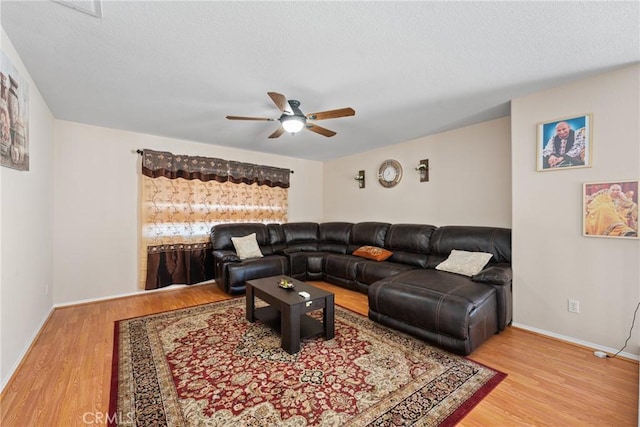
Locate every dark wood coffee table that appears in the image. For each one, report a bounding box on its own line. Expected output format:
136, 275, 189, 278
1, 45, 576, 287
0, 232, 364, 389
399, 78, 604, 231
246, 275, 335, 354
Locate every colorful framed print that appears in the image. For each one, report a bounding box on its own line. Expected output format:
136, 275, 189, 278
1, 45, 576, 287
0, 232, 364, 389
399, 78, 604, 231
583, 180, 638, 239
0, 50, 29, 171
537, 114, 591, 171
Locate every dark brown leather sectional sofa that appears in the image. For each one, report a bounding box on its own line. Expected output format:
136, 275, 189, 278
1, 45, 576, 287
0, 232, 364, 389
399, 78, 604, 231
210, 221, 512, 355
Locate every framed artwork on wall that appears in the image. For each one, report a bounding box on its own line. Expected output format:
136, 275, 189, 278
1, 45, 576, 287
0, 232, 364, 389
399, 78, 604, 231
0, 50, 29, 171
537, 114, 591, 171
583, 180, 638, 239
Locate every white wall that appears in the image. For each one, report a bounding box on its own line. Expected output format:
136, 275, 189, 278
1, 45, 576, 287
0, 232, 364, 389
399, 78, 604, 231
0, 29, 55, 389
53, 121, 323, 304
323, 117, 511, 227
512, 64, 640, 355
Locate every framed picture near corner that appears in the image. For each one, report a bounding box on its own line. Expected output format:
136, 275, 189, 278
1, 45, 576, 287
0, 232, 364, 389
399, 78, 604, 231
583, 180, 638, 239
0, 50, 29, 171
537, 114, 591, 171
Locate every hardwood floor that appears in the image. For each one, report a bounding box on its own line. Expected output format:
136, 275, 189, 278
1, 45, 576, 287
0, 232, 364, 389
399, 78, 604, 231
1, 281, 638, 426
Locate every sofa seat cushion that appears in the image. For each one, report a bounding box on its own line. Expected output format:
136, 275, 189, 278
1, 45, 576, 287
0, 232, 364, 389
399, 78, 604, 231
368, 269, 497, 342
355, 260, 416, 287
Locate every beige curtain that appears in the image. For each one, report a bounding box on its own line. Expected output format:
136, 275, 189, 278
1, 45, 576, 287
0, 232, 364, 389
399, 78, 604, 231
139, 150, 289, 290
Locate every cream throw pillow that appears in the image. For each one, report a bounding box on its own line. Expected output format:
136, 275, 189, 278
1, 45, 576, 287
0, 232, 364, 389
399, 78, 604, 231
231, 233, 264, 260
435, 250, 493, 277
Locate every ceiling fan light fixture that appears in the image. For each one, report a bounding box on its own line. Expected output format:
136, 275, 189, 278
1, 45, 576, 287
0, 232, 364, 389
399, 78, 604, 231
227, 92, 354, 139
281, 115, 306, 134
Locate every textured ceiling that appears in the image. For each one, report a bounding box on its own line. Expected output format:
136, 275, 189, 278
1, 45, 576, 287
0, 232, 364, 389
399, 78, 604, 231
2, 1, 639, 161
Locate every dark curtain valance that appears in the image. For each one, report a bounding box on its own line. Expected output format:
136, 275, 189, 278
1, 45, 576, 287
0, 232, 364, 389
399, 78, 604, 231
141, 149, 290, 188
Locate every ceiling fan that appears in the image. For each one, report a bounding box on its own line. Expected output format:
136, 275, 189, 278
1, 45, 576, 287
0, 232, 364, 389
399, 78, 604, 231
226, 92, 355, 138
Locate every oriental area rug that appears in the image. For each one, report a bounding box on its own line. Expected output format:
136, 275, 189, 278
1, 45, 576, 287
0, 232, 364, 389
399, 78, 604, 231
109, 298, 505, 426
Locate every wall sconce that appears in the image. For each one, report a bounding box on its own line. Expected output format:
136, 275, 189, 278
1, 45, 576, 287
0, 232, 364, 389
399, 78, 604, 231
354, 170, 365, 188
415, 159, 429, 182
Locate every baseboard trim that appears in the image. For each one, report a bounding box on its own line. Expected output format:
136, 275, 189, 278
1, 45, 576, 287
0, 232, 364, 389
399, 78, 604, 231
511, 322, 639, 362
52, 281, 215, 309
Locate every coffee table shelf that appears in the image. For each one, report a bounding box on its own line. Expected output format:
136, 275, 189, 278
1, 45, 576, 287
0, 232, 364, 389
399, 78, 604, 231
253, 306, 326, 340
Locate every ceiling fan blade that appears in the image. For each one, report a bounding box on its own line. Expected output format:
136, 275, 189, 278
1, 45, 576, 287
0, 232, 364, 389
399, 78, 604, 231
268, 126, 286, 139
306, 107, 355, 121
305, 123, 336, 137
226, 115, 274, 121
267, 92, 293, 115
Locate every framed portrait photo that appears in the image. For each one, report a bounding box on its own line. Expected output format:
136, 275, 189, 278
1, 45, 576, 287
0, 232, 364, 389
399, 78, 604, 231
537, 114, 592, 171
583, 180, 638, 239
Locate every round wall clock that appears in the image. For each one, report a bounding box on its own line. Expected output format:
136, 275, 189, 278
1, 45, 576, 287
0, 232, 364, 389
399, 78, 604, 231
378, 159, 403, 188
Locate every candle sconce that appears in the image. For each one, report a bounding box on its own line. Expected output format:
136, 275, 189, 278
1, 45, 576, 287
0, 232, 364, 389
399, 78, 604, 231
354, 170, 365, 188
415, 159, 429, 182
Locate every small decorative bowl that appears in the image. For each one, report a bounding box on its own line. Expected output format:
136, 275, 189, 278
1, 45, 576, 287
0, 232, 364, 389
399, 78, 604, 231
278, 279, 295, 289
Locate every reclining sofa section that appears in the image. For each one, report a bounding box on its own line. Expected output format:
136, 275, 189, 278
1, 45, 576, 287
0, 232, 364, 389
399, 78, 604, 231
210, 221, 512, 355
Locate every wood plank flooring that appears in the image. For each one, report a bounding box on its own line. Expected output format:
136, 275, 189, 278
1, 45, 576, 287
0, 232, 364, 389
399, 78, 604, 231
1, 281, 638, 426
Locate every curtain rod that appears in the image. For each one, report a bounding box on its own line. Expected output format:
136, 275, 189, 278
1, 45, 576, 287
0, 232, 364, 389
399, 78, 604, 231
136, 149, 294, 173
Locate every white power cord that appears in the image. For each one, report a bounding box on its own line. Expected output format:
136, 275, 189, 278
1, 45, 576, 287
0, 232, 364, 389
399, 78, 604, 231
593, 301, 639, 359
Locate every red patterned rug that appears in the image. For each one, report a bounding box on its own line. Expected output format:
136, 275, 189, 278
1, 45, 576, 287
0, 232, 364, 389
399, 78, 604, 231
109, 298, 505, 426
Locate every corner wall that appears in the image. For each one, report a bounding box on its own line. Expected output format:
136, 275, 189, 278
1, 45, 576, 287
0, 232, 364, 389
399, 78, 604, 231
511, 64, 640, 355
0, 29, 55, 389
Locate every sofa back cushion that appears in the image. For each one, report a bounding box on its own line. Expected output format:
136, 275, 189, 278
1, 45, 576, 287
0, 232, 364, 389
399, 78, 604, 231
210, 223, 273, 255
267, 223, 287, 253
384, 223, 436, 268
426, 226, 511, 268
318, 222, 353, 254
348, 222, 390, 253
282, 222, 320, 252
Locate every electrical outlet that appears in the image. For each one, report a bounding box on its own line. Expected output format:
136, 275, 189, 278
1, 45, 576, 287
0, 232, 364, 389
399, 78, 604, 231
568, 299, 580, 313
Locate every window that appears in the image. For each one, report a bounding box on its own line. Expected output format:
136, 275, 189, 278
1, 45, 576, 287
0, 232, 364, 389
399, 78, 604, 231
139, 150, 289, 289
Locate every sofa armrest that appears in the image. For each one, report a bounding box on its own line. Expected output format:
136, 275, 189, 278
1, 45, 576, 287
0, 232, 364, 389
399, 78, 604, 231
472, 263, 512, 285
213, 250, 241, 263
